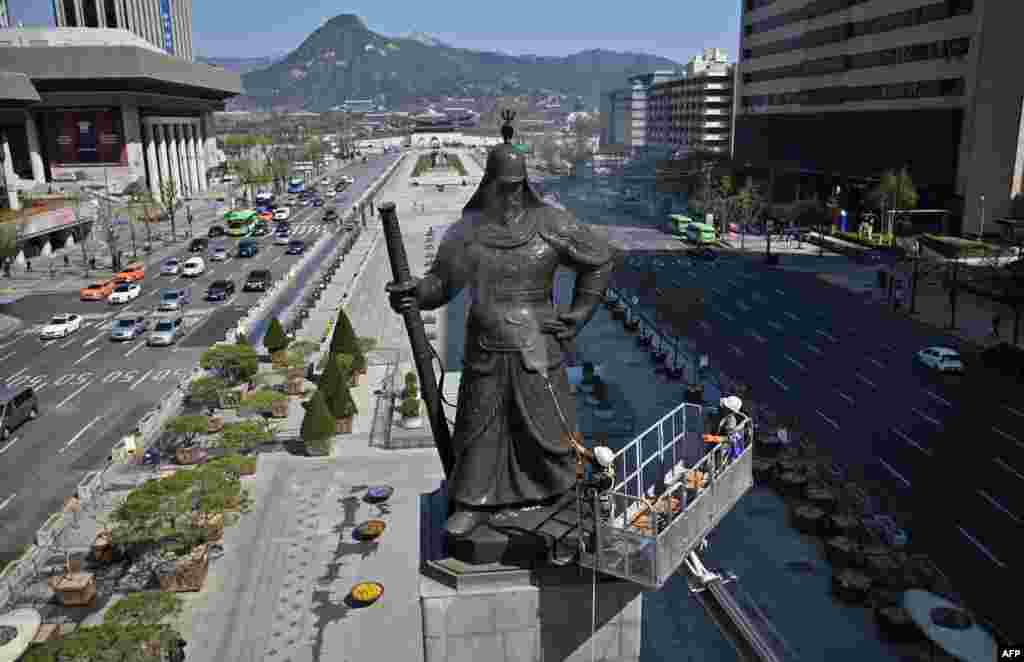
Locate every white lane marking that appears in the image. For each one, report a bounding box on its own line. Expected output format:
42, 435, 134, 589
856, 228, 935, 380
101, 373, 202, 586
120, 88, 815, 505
271, 255, 282, 264
913, 409, 942, 427
58, 415, 102, 454
855, 372, 877, 389
784, 354, 806, 371
992, 426, 1022, 448
976, 489, 1020, 524
83, 333, 104, 347
0, 493, 15, 512
879, 459, 911, 487
817, 410, 840, 430
55, 382, 91, 408
0, 351, 14, 361
719, 310, 736, 321
767, 321, 783, 331
775, 289, 785, 296
893, 427, 932, 456
994, 457, 1024, 482
129, 369, 152, 390
804, 343, 823, 355
783, 311, 799, 321
736, 301, 751, 312
0, 437, 18, 455
748, 330, 766, 343
836, 390, 854, 405
924, 390, 951, 406
72, 347, 101, 366
5, 367, 29, 382
125, 341, 146, 357
1004, 405, 1024, 419
769, 375, 789, 391
729, 344, 744, 357
867, 357, 885, 369
816, 330, 837, 342
957, 526, 1006, 568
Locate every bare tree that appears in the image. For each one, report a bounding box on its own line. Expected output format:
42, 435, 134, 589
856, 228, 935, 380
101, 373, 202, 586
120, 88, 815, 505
732, 179, 766, 252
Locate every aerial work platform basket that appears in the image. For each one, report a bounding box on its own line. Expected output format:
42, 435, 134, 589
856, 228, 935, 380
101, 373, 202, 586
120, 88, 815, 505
576, 401, 754, 589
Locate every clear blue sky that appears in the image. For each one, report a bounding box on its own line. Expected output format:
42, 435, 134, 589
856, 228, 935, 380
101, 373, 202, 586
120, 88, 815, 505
9, 1, 740, 65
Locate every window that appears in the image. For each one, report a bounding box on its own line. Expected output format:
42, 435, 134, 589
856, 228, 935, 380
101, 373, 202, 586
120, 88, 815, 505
105, 0, 118, 27
82, 0, 99, 27
941, 78, 965, 96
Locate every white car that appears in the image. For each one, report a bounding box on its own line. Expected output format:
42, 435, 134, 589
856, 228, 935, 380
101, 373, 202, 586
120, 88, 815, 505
40, 313, 82, 339
916, 346, 964, 374
181, 257, 205, 277
273, 207, 291, 221
108, 282, 141, 304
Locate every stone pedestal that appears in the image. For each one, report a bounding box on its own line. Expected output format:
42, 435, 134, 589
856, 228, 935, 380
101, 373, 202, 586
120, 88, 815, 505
420, 488, 642, 662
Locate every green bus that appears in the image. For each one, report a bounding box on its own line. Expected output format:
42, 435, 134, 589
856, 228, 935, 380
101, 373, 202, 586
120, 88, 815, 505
686, 222, 717, 245
224, 210, 258, 237
669, 214, 695, 238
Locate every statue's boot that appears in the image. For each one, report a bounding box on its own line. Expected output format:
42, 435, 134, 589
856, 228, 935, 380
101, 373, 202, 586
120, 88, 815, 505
444, 508, 490, 537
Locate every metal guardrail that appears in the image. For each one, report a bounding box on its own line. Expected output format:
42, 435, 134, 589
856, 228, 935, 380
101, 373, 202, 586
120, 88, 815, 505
577, 400, 754, 589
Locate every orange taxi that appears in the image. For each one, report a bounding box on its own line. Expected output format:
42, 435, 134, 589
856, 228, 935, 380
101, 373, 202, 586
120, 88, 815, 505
258, 211, 274, 222
116, 262, 145, 282
80, 280, 118, 301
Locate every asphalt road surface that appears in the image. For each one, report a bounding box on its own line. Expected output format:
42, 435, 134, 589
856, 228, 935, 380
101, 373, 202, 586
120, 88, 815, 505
0, 155, 395, 562
608, 250, 1023, 630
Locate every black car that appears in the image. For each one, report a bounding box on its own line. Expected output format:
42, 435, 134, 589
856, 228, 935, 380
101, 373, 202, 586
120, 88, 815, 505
208, 225, 226, 238
205, 279, 236, 301
189, 237, 209, 252
243, 269, 272, 292
286, 240, 305, 255
237, 239, 259, 258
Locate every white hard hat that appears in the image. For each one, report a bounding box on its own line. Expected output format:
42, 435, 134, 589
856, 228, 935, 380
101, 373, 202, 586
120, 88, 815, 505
720, 396, 742, 413
593, 446, 615, 467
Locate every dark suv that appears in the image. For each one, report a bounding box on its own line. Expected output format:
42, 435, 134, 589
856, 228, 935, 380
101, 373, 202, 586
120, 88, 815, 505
0, 385, 39, 440
243, 269, 272, 292
189, 237, 209, 252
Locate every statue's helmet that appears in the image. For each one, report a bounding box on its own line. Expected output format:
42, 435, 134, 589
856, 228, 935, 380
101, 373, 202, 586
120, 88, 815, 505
487, 143, 527, 184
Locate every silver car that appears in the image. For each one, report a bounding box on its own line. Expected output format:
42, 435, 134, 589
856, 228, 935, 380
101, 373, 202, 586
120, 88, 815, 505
160, 258, 181, 276
147, 315, 184, 346
158, 287, 191, 312
110, 315, 148, 341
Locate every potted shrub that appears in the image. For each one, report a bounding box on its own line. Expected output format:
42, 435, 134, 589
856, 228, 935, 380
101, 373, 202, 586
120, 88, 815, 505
264, 317, 291, 366
187, 376, 227, 414
200, 343, 259, 386
21, 623, 182, 662
166, 415, 211, 465
403, 371, 418, 399
300, 390, 335, 456
218, 420, 272, 458
329, 381, 358, 434
399, 395, 423, 429
239, 388, 289, 419
328, 308, 366, 382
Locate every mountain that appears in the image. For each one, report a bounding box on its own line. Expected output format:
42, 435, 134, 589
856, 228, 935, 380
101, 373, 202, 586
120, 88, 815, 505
237, 14, 681, 111
198, 55, 282, 74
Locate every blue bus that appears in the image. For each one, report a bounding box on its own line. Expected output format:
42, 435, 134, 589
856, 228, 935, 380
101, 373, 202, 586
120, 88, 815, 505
287, 177, 305, 194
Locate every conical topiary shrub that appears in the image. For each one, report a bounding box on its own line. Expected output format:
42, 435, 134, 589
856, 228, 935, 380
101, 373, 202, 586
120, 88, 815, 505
327, 374, 358, 434
301, 390, 335, 455
317, 352, 342, 403
264, 317, 290, 364
329, 308, 365, 376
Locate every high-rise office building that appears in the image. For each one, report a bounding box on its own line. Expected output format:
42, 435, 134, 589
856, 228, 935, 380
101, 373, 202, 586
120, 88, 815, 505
647, 49, 735, 158
733, 0, 1024, 233
52, 0, 193, 61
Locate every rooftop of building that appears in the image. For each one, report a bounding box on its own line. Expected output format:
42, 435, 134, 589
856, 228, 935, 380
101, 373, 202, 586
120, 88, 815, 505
0, 27, 242, 101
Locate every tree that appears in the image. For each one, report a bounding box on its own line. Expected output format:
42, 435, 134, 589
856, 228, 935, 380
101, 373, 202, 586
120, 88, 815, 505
103, 591, 183, 627
200, 343, 259, 384
317, 352, 344, 403
187, 376, 227, 411
300, 390, 335, 452
158, 177, 181, 241
733, 179, 766, 252
867, 168, 919, 239
166, 414, 210, 448
264, 317, 290, 355
326, 373, 358, 420
329, 308, 363, 369
218, 420, 273, 454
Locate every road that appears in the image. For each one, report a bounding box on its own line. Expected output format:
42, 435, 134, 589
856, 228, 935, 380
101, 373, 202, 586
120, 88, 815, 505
606, 249, 1023, 632
0, 155, 396, 562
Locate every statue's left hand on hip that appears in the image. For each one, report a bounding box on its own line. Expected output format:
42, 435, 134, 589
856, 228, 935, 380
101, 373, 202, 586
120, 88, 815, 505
542, 311, 587, 342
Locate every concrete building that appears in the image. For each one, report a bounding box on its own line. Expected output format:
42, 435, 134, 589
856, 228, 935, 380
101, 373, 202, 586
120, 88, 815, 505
734, 0, 1024, 234
0, 27, 240, 206
647, 48, 735, 157
52, 0, 194, 61
600, 88, 631, 149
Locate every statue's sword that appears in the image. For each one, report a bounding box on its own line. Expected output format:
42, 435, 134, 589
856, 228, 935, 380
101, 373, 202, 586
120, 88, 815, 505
379, 202, 455, 479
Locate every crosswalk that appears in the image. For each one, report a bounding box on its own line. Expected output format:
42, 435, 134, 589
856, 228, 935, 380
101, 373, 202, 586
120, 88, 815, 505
286, 223, 333, 238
